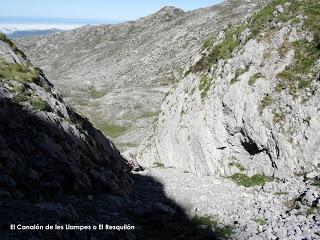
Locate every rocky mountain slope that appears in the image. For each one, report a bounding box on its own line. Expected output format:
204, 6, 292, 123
134, 2, 320, 238
138, 0, 320, 179
1, 0, 320, 239
0, 34, 224, 240
16, 0, 268, 155
0, 33, 132, 200
0, 34, 235, 240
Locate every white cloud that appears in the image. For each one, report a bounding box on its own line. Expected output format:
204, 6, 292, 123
0, 23, 82, 34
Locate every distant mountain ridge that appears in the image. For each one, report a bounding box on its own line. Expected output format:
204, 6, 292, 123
7, 28, 63, 38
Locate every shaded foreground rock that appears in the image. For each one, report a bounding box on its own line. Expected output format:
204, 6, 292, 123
0, 36, 132, 200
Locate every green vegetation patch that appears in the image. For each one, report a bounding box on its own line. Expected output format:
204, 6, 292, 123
259, 95, 273, 115
275, 0, 320, 95
192, 24, 247, 73
191, 215, 234, 237
12, 85, 31, 103
231, 67, 248, 84
97, 123, 130, 138
255, 218, 267, 226
307, 207, 320, 215
277, 40, 320, 94
31, 96, 48, 111
229, 173, 272, 187
199, 75, 213, 101
248, 0, 286, 37
286, 0, 320, 45
248, 73, 263, 86
0, 59, 39, 83
273, 111, 285, 124
190, 0, 320, 78
311, 178, 320, 187
191, 0, 292, 74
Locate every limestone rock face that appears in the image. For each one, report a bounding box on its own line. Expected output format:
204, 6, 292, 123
0, 36, 132, 200
138, 1, 320, 178
16, 0, 269, 155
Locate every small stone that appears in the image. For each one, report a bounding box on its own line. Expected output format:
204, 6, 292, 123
275, 5, 284, 14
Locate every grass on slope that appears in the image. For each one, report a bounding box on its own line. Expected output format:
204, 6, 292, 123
30, 96, 48, 111
248, 73, 263, 86
229, 173, 272, 187
277, 39, 320, 95
189, 0, 320, 96
97, 123, 130, 138
191, 0, 288, 73
254, 0, 320, 96
0, 59, 39, 82
258, 95, 273, 115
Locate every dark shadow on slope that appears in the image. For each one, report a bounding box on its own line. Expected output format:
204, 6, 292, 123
0, 98, 221, 240
0, 96, 132, 200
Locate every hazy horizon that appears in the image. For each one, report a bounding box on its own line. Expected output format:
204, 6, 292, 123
1, 0, 223, 21
0, 15, 121, 34
0, 1, 223, 34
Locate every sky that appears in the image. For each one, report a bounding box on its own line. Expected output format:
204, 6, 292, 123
0, 0, 223, 23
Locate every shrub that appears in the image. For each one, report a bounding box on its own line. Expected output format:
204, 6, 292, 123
31, 97, 48, 111
259, 95, 273, 115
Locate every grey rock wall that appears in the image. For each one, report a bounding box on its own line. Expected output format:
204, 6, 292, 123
138, 2, 320, 178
